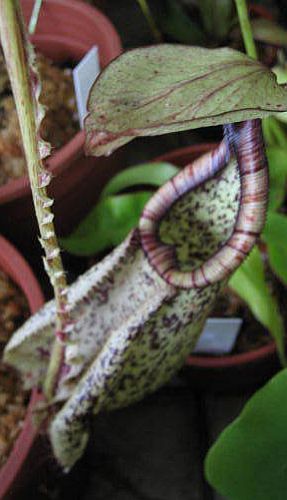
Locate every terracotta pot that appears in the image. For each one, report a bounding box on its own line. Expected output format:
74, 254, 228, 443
156, 145, 279, 393
0, 236, 45, 500
0, 0, 123, 266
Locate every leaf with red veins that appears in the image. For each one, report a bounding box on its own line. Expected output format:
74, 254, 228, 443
85, 45, 287, 157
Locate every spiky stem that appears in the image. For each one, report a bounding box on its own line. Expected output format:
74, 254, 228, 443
0, 0, 71, 400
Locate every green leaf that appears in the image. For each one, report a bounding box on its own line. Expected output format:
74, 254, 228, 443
263, 117, 287, 148
229, 247, 285, 362
251, 18, 287, 47
60, 192, 151, 256
62, 161, 179, 256
101, 162, 179, 197
267, 147, 287, 210
205, 368, 287, 500
158, 0, 206, 45
263, 212, 287, 286
198, 0, 235, 40
85, 45, 287, 156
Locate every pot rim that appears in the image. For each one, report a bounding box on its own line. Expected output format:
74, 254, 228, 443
186, 342, 277, 368
0, 236, 44, 499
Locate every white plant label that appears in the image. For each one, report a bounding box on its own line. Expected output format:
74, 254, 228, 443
193, 317, 242, 355
73, 46, 100, 128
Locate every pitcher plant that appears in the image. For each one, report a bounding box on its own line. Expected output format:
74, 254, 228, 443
1, 0, 287, 471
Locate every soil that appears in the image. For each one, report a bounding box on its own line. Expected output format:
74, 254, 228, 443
0, 270, 30, 467
0, 52, 78, 185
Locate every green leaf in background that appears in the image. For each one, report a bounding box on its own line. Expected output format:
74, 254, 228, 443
62, 162, 180, 256
263, 212, 287, 286
85, 45, 287, 156
267, 147, 287, 210
101, 162, 179, 197
158, 0, 206, 45
198, 0, 235, 40
60, 192, 151, 256
205, 368, 287, 500
229, 246, 285, 364
262, 116, 287, 147
251, 18, 287, 47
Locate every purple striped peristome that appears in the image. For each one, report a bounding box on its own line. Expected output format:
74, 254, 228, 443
139, 119, 268, 289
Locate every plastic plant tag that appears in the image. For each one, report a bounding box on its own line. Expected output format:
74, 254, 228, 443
193, 317, 242, 355
73, 46, 100, 128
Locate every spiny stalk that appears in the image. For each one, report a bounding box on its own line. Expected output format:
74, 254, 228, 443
0, 0, 72, 400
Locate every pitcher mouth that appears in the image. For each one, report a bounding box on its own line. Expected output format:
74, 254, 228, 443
139, 120, 268, 289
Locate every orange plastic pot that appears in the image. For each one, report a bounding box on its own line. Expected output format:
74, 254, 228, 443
0, 0, 123, 262
0, 236, 44, 500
